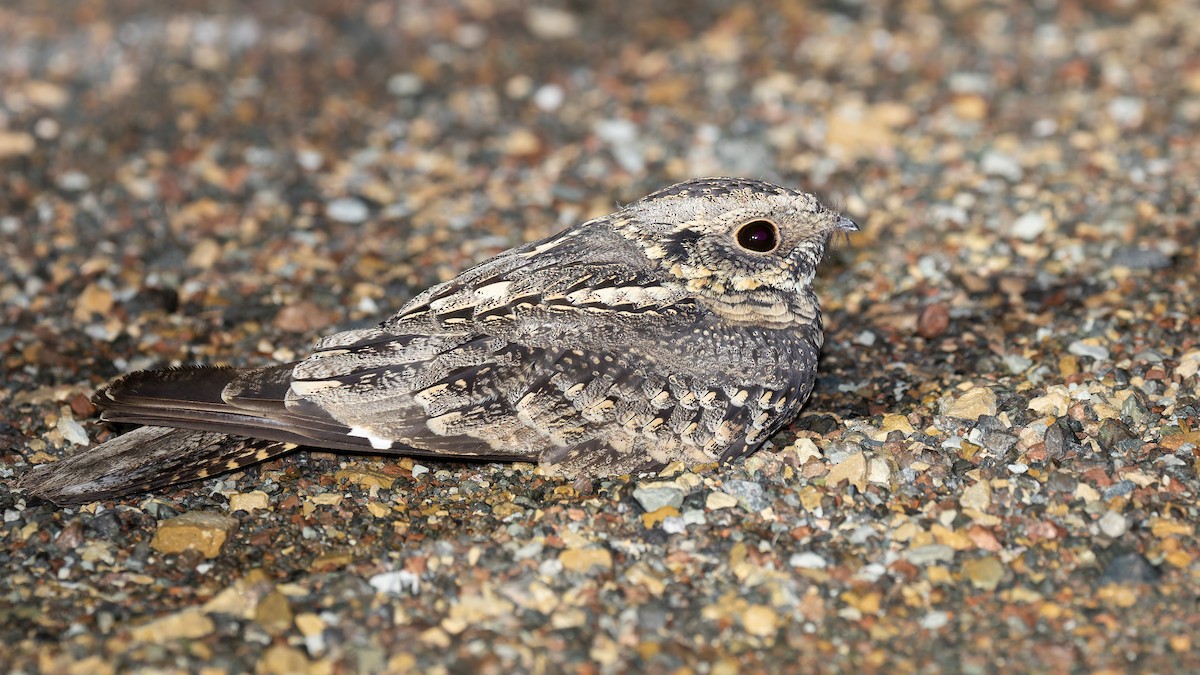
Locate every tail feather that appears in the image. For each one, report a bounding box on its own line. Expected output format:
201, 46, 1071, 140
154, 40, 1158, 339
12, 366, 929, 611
94, 364, 367, 452
16, 426, 296, 504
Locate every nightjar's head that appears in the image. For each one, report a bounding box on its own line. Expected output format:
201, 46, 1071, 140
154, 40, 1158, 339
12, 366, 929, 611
611, 177, 857, 328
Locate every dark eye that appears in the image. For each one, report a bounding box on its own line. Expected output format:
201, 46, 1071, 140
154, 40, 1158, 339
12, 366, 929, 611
735, 220, 779, 253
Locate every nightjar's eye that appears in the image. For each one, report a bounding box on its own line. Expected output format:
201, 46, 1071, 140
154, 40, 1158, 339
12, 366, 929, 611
735, 219, 779, 253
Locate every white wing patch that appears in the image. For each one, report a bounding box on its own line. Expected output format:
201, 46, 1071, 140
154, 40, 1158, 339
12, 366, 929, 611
348, 425, 394, 450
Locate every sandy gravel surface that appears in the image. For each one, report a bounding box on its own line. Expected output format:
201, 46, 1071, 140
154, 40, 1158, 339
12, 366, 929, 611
2, 1, 1198, 672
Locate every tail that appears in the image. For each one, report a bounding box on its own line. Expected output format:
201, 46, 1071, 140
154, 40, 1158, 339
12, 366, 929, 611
17, 426, 296, 504
17, 365, 314, 504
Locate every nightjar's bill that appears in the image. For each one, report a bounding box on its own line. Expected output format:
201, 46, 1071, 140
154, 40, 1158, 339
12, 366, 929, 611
18, 177, 857, 504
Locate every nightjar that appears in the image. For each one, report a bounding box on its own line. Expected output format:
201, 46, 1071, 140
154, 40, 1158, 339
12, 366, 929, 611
19, 177, 857, 504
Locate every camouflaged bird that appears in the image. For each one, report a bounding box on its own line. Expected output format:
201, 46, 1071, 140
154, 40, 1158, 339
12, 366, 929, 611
19, 177, 857, 504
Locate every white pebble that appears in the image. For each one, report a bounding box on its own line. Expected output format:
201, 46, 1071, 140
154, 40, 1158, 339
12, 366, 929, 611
1098, 511, 1128, 538
326, 197, 369, 224
789, 552, 828, 569
1010, 212, 1047, 241
57, 415, 90, 446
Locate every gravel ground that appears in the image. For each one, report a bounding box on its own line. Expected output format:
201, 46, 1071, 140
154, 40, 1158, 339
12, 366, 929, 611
3, 1, 1199, 672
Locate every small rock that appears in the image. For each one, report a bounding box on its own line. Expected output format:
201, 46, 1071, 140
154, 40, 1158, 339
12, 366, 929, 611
789, 552, 828, 569
326, 197, 370, 224
705, 491, 739, 511
1068, 341, 1110, 360
0, 131, 36, 158
274, 300, 333, 333
825, 451, 867, 492
962, 556, 1004, 590
641, 505, 680, 528
906, 544, 955, 566
1098, 511, 1128, 538
741, 605, 778, 637
867, 457, 892, 484
254, 590, 294, 635
150, 511, 240, 558
1110, 245, 1171, 270
1107, 96, 1145, 128
257, 645, 311, 675
880, 414, 916, 437
228, 491, 270, 512
525, 6, 580, 39
920, 611, 950, 630
1003, 354, 1033, 374
960, 480, 992, 511
559, 547, 612, 573
1097, 419, 1141, 454
722, 479, 770, 512
980, 151, 1023, 181
1102, 480, 1135, 500
1121, 392, 1149, 424
186, 238, 222, 269
944, 387, 998, 420
1009, 211, 1048, 240
917, 303, 950, 339
74, 283, 114, 321
55, 170, 90, 193
203, 569, 275, 617
56, 413, 90, 446
1044, 420, 1078, 459
785, 437, 823, 464
129, 608, 215, 643
632, 483, 685, 512
1029, 388, 1070, 417
369, 569, 420, 596
1100, 551, 1160, 584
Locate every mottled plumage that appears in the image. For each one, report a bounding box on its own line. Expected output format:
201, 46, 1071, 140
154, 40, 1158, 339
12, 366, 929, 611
19, 177, 856, 504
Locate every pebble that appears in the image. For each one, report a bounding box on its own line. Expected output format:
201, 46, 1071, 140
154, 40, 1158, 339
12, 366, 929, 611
705, 491, 739, 511
1100, 552, 1160, 584
1099, 511, 1128, 538
369, 570, 420, 596
906, 544, 955, 566
943, 387, 998, 420
128, 608, 215, 643
1097, 419, 1141, 453
1110, 245, 1171, 270
962, 556, 1004, 590
632, 483, 685, 512
825, 451, 868, 492
980, 151, 1023, 181
150, 511, 240, 558
789, 552, 829, 570
722, 479, 770, 512
326, 197, 370, 224
920, 611, 950, 630
228, 491, 270, 512
741, 605, 778, 637
1009, 211, 1048, 240
558, 547, 612, 573
0, 131, 35, 157
56, 414, 90, 446
257, 645, 311, 675
1067, 341, 1109, 360
917, 303, 950, 339
1102, 480, 1135, 500
959, 480, 992, 511
525, 7, 580, 39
